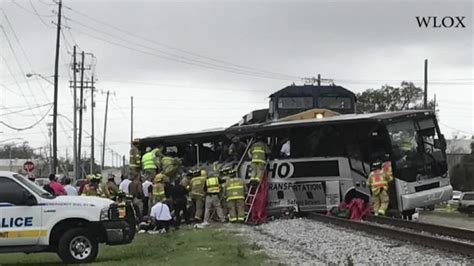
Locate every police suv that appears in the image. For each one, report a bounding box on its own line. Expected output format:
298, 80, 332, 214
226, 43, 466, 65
0, 171, 135, 263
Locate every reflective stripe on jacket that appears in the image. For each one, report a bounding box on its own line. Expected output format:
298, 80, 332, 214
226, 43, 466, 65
190, 176, 206, 198
382, 161, 393, 182
368, 170, 388, 192
152, 182, 166, 201
251, 143, 267, 164
129, 146, 141, 167
142, 151, 156, 170
225, 178, 245, 201
206, 176, 220, 194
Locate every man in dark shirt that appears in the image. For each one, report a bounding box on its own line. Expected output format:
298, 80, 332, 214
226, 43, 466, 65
170, 178, 189, 228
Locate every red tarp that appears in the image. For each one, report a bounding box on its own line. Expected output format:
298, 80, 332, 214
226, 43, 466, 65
327, 198, 370, 220
249, 174, 268, 224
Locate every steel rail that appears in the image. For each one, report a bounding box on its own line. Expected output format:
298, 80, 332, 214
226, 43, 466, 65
308, 213, 474, 256
365, 215, 474, 242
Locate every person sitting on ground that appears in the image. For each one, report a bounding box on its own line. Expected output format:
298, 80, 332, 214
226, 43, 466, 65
139, 199, 172, 233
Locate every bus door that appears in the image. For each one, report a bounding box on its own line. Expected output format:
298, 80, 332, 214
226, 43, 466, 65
368, 125, 400, 213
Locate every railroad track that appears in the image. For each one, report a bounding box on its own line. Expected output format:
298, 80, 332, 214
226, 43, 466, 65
308, 213, 474, 256
365, 215, 474, 242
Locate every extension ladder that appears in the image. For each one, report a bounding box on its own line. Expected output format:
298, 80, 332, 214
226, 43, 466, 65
244, 182, 261, 223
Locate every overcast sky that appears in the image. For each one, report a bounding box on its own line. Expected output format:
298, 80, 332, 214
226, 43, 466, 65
1, 0, 472, 166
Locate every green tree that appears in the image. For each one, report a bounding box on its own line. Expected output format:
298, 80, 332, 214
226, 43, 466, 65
0, 142, 38, 159
356, 81, 434, 113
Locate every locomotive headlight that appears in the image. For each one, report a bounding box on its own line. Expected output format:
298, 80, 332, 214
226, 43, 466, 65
316, 113, 324, 119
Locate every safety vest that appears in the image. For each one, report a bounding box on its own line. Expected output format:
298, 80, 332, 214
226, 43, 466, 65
152, 182, 166, 201
206, 176, 220, 194
382, 161, 393, 183
251, 143, 267, 164
142, 151, 156, 170
225, 178, 245, 201
400, 136, 415, 152
368, 170, 388, 193
190, 176, 206, 198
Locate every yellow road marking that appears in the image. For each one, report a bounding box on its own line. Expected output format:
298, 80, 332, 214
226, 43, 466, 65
0, 230, 47, 238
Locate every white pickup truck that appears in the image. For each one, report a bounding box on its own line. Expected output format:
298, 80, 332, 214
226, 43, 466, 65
0, 171, 135, 263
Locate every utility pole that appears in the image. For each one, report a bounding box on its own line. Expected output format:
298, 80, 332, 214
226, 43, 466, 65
101, 91, 110, 171
72, 45, 78, 180
90, 75, 95, 175
47, 123, 53, 173
317, 74, 321, 86
424, 59, 428, 109
78, 51, 85, 170
130, 96, 134, 144
52, 0, 62, 174
122, 155, 126, 176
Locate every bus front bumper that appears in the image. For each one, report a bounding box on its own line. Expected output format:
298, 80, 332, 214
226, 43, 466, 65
400, 185, 453, 211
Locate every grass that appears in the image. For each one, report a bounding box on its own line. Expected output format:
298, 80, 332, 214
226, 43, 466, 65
0, 225, 268, 266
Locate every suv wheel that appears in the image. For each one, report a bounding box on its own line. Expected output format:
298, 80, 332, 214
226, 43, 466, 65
57, 228, 99, 264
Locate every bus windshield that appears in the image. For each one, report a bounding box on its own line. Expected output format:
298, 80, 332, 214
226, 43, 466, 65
387, 117, 447, 182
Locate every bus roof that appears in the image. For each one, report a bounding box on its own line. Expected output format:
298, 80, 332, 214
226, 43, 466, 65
138, 110, 435, 144
139, 127, 228, 146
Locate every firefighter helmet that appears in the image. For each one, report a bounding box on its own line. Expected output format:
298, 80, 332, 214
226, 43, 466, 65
154, 173, 165, 182
90, 174, 101, 182
371, 161, 382, 170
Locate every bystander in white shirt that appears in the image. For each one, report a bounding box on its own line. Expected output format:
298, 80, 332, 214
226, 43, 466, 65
142, 180, 152, 198
64, 184, 78, 196
150, 202, 172, 221
119, 179, 131, 194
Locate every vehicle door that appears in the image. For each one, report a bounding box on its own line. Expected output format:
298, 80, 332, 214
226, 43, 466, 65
0, 176, 43, 246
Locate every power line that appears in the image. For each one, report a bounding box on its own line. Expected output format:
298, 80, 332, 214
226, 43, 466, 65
2, 103, 53, 115
1, 17, 50, 141
439, 122, 473, 135
2, 11, 51, 102
63, 4, 301, 80
10, 0, 54, 17
0, 104, 53, 131
28, 0, 54, 28
65, 23, 295, 81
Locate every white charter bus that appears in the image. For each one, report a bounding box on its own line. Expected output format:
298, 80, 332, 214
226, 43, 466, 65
138, 110, 452, 217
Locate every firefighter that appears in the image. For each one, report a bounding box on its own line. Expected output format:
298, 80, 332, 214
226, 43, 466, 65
82, 174, 108, 197
152, 173, 166, 205
106, 174, 119, 200
142, 147, 160, 179
129, 139, 142, 178
382, 155, 394, 183
203, 172, 225, 224
367, 161, 390, 216
228, 136, 246, 162
248, 136, 270, 185
224, 168, 246, 223
159, 155, 181, 182
399, 131, 417, 155
189, 170, 207, 222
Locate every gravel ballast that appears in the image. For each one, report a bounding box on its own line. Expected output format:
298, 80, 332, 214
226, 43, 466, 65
230, 218, 474, 265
